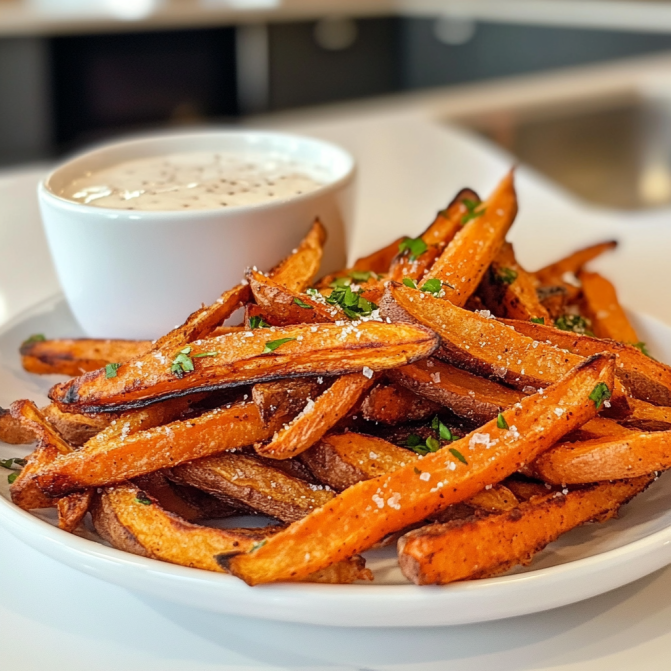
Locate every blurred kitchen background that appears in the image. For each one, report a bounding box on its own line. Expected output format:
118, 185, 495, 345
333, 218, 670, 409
7, 0, 671, 209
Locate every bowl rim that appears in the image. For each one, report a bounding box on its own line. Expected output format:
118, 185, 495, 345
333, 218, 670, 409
39, 128, 356, 218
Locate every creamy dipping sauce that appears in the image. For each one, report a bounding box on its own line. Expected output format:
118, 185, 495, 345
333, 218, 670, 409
59, 151, 327, 211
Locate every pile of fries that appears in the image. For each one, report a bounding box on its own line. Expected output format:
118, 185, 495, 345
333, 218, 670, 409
4, 169, 671, 586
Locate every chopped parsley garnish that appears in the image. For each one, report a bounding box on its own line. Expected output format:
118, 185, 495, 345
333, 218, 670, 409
21, 334, 46, 346
249, 315, 270, 330
555, 314, 593, 335
134, 492, 152, 505
425, 436, 440, 452
497, 413, 509, 430
262, 337, 296, 354
293, 297, 314, 309
398, 237, 428, 261
431, 415, 453, 441
405, 434, 423, 448
530, 317, 545, 324
329, 277, 353, 289
170, 346, 195, 377
632, 341, 654, 359
402, 278, 417, 289
406, 434, 441, 456
192, 351, 219, 359
348, 270, 375, 282
589, 382, 611, 410
105, 362, 121, 379
0, 457, 26, 470
494, 267, 518, 285
7, 472, 17, 484
461, 198, 485, 225
420, 279, 443, 295
250, 539, 267, 552
449, 447, 468, 464
325, 284, 377, 319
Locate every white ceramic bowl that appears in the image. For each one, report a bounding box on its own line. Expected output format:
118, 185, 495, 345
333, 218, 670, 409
38, 130, 355, 339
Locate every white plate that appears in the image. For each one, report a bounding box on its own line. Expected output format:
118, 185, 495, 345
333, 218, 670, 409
3, 295, 671, 627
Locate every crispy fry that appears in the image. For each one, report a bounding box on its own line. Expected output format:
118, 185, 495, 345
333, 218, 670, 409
503, 319, 671, 406
623, 398, 671, 431
422, 171, 518, 307
252, 378, 328, 424
21, 338, 152, 376
535, 240, 617, 287
255, 372, 375, 459
57, 489, 93, 532
478, 242, 550, 322
389, 358, 524, 424
0, 406, 37, 444
398, 476, 652, 584
50, 322, 438, 413
389, 189, 478, 282
222, 354, 613, 584
361, 381, 439, 425
171, 453, 335, 522
352, 237, 405, 274
42, 404, 113, 446
578, 270, 638, 343
36, 402, 277, 497
534, 429, 671, 484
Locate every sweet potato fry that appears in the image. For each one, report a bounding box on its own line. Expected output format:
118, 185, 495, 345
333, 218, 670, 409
21, 338, 152, 376
534, 429, 671, 484
534, 240, 617, 287
623, 398, 671, 431
351, 237, 404, 274
398, 476, 652, 584
389, 358, 524, 424
50, 322, 438, 413
0, 406, 38, 444
255, 372, 375, 459
578, 270, 638, 343
252, 378, 328, 423
361, 381, 439, 425
42, 404, 113, 446
478, 242, 550, 322
171, 453, 335, 522
247, 269, 342, 324
221, 354, 613, 584
422, 171, 518, 307
503, 319, 671, 406
36, 402, 277, 497
57, 490, 93, 532
388, 189, 478, 282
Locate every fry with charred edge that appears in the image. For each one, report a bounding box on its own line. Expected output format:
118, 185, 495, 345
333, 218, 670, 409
222, 354, 613, 585
247, 269, 343, 325
578, 270, 638, 343
502, 319, 671, 407
171, 453, 335, 522
382, 283, 581, 392
21, 338, 152, 376
361, 382, 439, 425
35, 402, 277, 497
252, 378, 328, 424
255, 372, 375, 459
388, 358, 524, 425
534, 240, 617, 287
533, 430, 671, 484
398, 476, 652, 584
388, 188, 479, 282
49, 322, 438, 413
478, 242, 550, 322
421, 171, 518, 307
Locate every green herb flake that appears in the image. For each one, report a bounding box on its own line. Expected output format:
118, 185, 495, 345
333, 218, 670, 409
431, 415, 453, 441
425, 436, 441, 452
325, 283, 378, 319
134, 492, 152, 505
449, 447, 468, 465
262, 337, 296, 354
348, 270, 375, 282
0, 457, 26, 470
170, 346, 194, 377
21, 334, 46, 347
555, 314, 593, 335
589, 382, 612, 410
402, 278, 417, 289
632, 341, 654, 359
105, 362, 121, 379
530, 317, 545, 324
405, 434, 423, 448
249, 315, 270, 330
293, 297, 314, 310
461, 198, 486, 225
398, 237, 428, 261
420, 278, 443, 296
329, 277, 352, 289
413, 467, 422, 475
192, 351, 219, 359
250, 539, 267, 552
495, 267, 518, 285
497, 413, 509, 430
7, 472, 17, 484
